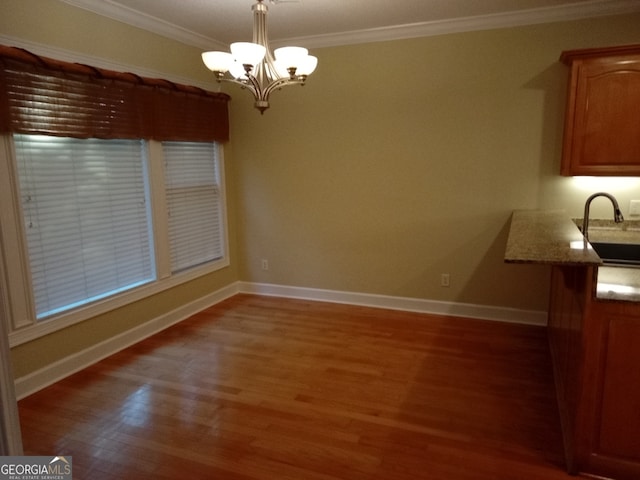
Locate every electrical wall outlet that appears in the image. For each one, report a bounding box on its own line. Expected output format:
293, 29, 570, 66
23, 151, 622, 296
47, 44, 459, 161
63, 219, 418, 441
630, 200, 640, 216
440, 273, 450, 287
261, 259, 269, 270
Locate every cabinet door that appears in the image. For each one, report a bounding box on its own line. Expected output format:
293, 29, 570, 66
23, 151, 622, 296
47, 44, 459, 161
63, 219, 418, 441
548, 266, 591, 473
561, 53, 640, 175
585, 309, 640, 480
598, 316, 640, 459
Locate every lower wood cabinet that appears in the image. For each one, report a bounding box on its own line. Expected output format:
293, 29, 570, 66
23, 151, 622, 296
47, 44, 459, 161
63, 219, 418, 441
548, 265, 640, 480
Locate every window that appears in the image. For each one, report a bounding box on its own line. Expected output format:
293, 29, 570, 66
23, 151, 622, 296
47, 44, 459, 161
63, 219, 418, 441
14, 135, 156, 319
3, 134, 227, 335
0, 45, 230, 341
163, 142, 225, 273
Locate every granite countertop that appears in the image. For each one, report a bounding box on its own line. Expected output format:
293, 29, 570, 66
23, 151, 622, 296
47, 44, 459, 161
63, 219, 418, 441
504, 209, 601, 265
596, 266, 640, 301
505, 210, 640, 302
576, 219, 640, 244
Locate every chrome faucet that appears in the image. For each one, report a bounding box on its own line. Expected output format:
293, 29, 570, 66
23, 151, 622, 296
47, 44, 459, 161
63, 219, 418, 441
582, 192, 624, 241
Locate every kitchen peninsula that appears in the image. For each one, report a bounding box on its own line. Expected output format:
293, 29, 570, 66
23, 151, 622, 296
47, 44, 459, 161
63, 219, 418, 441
505, 209, 640, 480
505, 209, 601, 265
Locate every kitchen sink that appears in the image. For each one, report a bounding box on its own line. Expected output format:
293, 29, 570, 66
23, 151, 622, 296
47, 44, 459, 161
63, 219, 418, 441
591, 242, 640, 266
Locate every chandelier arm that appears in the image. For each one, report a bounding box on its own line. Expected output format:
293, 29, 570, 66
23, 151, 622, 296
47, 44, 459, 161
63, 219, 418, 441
218, 77, 259, 99
261, 77, 305, 101
243, 72, 264, 99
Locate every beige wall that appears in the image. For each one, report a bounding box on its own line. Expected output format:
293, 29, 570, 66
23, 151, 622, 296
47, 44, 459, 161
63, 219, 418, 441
231, 14, 640, 312
1, 0, 212, 83
2, 0, 640, 378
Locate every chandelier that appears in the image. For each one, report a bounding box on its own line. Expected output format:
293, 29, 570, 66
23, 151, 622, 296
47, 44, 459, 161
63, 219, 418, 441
202, 0, 318, 114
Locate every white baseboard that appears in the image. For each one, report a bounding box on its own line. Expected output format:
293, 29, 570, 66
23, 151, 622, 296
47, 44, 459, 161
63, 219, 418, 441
239, 281, 548, 326
14, 282, 241, 400
14, 281, 547, 399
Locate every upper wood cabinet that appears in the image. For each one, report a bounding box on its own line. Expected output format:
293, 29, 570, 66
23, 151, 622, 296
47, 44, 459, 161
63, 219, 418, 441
560, 44, 640, 176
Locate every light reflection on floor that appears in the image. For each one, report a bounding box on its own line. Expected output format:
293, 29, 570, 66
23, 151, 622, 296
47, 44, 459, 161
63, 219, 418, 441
120, 384, 151, 427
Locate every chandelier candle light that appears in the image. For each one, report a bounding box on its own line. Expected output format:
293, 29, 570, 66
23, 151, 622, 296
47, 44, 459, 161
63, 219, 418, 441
202, 0, 318, 114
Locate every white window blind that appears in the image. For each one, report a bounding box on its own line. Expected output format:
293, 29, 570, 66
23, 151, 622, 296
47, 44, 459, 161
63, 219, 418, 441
14, 134, 155, 319
163, 142, 224, 273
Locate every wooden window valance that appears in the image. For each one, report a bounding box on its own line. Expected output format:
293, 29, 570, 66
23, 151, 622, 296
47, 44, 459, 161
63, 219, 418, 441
0, 45, 230, 142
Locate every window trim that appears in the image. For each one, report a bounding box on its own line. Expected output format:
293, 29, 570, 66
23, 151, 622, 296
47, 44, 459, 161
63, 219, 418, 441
0, 135, 229, 347
0, 135, 34, 332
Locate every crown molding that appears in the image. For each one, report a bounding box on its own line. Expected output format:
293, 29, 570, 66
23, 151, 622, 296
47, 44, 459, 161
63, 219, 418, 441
51, 0, 640, 50
283, 0, 640, 49
0, 34, 217, 92
58, 0, 226, 50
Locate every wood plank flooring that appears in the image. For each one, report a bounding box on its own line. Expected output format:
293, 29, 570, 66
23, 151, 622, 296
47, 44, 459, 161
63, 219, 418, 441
18, 294, 577, 479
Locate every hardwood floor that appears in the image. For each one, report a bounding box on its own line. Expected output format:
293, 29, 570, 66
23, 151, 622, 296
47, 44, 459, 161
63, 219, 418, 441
18, 294, 577, 479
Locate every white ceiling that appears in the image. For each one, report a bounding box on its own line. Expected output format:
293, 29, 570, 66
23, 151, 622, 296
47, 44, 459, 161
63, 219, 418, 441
60, 0, 640, 50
